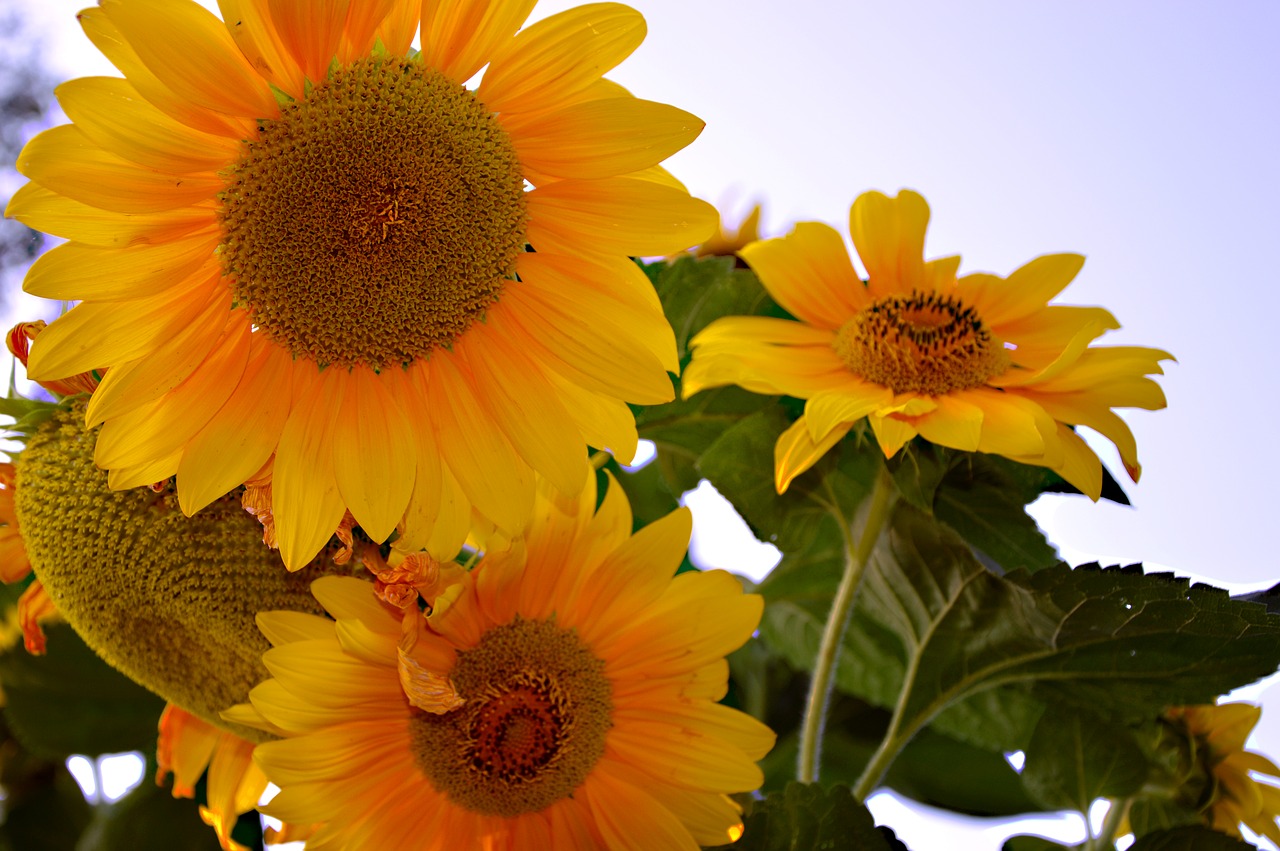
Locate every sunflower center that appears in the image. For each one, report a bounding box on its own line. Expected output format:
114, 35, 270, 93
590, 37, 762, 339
833, 290, 1010, 395
13, 399, 347, 743
409, 616, 611, 817
219, 57, 528, 370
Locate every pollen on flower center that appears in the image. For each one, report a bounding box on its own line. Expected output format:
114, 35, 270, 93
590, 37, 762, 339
219, 57, 528, 370
13, 399, 344, 743
409, 617, 611, 817
833, 290, 1010, 395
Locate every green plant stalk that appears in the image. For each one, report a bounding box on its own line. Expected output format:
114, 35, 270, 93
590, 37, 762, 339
797, 465, 896, 784
1089, 798, 1131, 851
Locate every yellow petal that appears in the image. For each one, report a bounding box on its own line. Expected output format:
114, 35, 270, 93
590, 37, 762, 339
56, 77, 239, 173
775, 416, 852, 493
517, 251, 677, 373
93, 321, 251, 468
23, 231, 218, 302
331, 367, 416, 545
18, 125, 223, 214
84, 295, 234, 426
5, 182, 215, 248
420, 0, 536, 84
424, 352, 534, 534
574, 508, 691, 642
461, 323, 587, 496
683, 332, 850, 400
850, 189, 930, 298
479, 3, 644, 115
310, 576, 398, 633
79, 6, 248, 138
526, 177, 716, 258
335, 0, 400, 65
580, 768, 700, 851
510, 97, 702, 180
26, 270, 224, 380
218, 0, 307, 99
544, 369, 639, 462
869, 413, 916, 458
266, 0, 352, 81
375, 0, 421, 56
105, 447, 182, 490
102, 0, 277, 119
499, 285, 674, 404
255, 611, 336, 646
739, 222, 866, 330
176, 337, 295, 515
273, 371, 349, 570
915, 392, 985, 452
959, 387, 1055, 458
804, 382, 893, 443
393, 368, 471, 560
954, 254, 1085, 327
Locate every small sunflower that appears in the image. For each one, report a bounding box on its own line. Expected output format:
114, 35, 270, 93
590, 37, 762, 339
238, 474, 773, 850
1165, 702, 1280, 845
9, 0, 715, 569
682, 189, 1173, 497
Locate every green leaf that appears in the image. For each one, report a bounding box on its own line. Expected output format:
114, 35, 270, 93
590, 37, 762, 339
699, 408, 881, 556
870, 505, 1280, 736
643, 255, 780, 362
933, 454, 1061, 574
1128, 826, 1257, 850
0, 625, 167, 760
1020, 703, 1149, 812
0, 393, 64, 439
634, 385, 774, 496
884, 725, 1044, 817
763, 502, 1280, 787
1002, 837, 1075, 851
706, 783, 897, 851
885, 442, 951, 513
75, 773, 224, 851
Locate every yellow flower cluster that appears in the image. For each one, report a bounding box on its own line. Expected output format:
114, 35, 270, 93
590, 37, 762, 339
0, 1, 1239, 850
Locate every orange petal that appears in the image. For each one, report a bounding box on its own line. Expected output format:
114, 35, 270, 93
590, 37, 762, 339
420, 0, 536, 84
102, 0, 277, 119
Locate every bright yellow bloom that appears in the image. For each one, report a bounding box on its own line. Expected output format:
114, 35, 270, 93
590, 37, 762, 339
156, 703, 273, 851
9, 0, 715, 569
682, 189, 1172, 497
1166, 702, 1280, 845
239, 475, 773, 850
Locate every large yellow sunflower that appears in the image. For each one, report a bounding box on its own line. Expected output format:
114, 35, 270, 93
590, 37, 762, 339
235, 474, 773, 849
8, 0, 715, 569
682, 189, 1172, 498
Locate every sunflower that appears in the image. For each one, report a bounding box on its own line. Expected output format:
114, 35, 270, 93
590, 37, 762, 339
682, 189, 1173, 498
1164, 702, 1280, 845
236, 473, 774, 850
8, 0, 715, 569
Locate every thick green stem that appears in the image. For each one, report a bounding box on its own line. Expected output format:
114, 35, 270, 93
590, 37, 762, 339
797, 466, 896, 784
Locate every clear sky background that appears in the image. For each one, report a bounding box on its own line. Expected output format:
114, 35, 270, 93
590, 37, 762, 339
7, 1, 1280, 848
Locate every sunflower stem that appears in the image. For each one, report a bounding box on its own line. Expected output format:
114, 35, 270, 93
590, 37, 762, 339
797, 465, 896, 785
1090, 798, 1131, 851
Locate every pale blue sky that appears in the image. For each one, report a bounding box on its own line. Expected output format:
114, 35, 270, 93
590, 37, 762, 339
8, 1, 1280, 847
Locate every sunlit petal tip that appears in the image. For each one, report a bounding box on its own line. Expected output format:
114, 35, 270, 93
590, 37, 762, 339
774, 416, 851, 494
